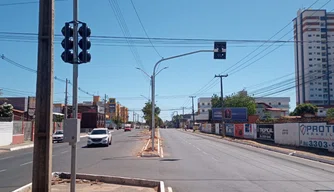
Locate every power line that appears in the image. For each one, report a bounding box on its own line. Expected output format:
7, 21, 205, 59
130, 0, 162, 58
0, 0, 67, 7
0, 55, 95, 96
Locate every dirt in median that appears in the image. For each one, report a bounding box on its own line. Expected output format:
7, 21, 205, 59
139, 128, 161, 156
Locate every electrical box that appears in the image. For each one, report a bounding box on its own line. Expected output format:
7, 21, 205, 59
63, 118, 81, 143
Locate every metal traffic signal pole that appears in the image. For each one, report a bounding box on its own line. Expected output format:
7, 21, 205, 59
71, 0, 79, 191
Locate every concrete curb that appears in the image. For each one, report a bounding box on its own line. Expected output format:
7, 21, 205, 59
1, 135, 88, 152
182, 130, 334, 166
140, 129, 162, 158
13, 172, 166, 192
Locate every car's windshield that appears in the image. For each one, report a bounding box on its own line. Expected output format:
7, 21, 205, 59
54, 131, 63, 135
90, 130, 107, 135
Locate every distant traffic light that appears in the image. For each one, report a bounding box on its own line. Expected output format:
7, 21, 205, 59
214, 42, 227, 60
61, 22, 74, 63
78, 23, 91, 63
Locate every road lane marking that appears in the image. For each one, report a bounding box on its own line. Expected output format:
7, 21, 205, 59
212, 157, 218, 161
0, 156, 13, 161
20, 161, 32, 166
202, 151, 208, 155
61, 150, 68, 154
0, 169, 6, 173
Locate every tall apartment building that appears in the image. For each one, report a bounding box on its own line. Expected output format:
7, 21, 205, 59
196, 97, 212, 121
294, 9, 334, 107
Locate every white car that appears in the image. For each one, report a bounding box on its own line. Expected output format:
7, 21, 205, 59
52, 130, 64, 143
87, 128, 112, 147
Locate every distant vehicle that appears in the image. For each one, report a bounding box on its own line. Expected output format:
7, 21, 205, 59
124, 124, 132, 132
52, 130, 64, 143
135, 125, 140, 129
87, 128, 112, 147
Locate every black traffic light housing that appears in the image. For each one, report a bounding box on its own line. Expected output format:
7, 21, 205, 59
214, 42, 227, 59
78, 23, 91, 63
61, 22, 74, 63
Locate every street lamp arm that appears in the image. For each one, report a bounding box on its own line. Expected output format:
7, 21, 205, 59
156, 67, 168, 77
153, 49, 214, 75
136, 67, 151, 78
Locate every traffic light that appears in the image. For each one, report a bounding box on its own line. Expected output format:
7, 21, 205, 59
78, 23, 91, 63
61, 22, 74, 63
214, 42, 227, 59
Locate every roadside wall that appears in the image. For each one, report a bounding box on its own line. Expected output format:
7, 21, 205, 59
274, 123, 299, 146
0, 122, 13, 146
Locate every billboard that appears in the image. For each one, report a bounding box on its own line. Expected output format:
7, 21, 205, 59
109, 98, 116, 104
109, 98, 116, 113
225, 123, 234, 136
257, 124, 275, 141
299, 123, 334, 150
212, 108, 248, 122
234, 124, 244, 138
244, 123, 256, 139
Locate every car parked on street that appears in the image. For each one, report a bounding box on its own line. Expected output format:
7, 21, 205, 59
87, 128, 112, 147
124, 124, 132, 132
52, 130, 64, 143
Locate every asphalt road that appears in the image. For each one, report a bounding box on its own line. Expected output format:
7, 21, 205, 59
0, 129, 144, 192
2, 128, 334, 192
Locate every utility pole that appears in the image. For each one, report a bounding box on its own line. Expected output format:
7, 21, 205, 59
214, 74, 228, 137
64, 78, 68, 119
104, 94, 107, 127
32, 0, 54, 190
189, 96, 196, 128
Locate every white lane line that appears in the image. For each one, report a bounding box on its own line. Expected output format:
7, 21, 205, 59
195, 147, 201, 151
212, 157, 219, 161
0, 156, 13, 161
202, 151, 208, 155
20, 161, 32, 166
0, 169, 6, 173
61, 150, 68, 154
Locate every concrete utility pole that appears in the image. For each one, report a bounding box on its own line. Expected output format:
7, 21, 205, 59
104, 94, 107, 127
70, 0, 79, 190
189, 96, 196, 128
64, 78, 68, 119
214, 74, 228, 137
32, 0, 54, 190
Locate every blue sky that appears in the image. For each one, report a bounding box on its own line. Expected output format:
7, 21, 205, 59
0, 0, 333, 121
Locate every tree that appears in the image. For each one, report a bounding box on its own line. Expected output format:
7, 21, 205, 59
212, 90, 256, 115
291, 103, 318, 116
142, 101, 161, 129
0, 102, 13, 118
326, 108, 334, 118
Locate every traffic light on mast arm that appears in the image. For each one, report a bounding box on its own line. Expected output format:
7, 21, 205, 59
61, 22, 74, 63
78, 23, 91, 63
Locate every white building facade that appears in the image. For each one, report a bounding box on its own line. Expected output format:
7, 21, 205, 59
254, 97, 290, 111
196, 97, 212, 121
294, 9, 334, 107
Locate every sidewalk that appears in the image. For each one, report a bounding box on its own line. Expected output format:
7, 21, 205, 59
0, 133, 88, 152
181, 129, 334, 166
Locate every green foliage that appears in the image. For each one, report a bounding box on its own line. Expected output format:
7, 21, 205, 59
212, 90, 256, 115
0, 102, 13, 117
53, 114, 64, 122
142, 101, 161, 128
326, 108, 334, 118
291, 103, 318, 116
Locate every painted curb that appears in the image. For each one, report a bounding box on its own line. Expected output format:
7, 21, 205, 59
13, 172, 165, 192
140, 129, 163, 158
183, 130, 334, 166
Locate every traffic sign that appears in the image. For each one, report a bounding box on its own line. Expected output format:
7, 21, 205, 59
214, 42, 227, 59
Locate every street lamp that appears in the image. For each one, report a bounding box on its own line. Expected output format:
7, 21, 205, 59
150, 49, 220, 151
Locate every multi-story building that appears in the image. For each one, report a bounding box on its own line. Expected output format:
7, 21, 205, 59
120, 106, 129, 123
196, 97, 211, 121
254, 97, 290, 112
294, 9, 334, 107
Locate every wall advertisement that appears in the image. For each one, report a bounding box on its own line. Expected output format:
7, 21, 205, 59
234, 124, 244, 138
225, 123, 234, 137
257, 124, 274, 141
299, 123, 334, 150
244, 124, 256, 139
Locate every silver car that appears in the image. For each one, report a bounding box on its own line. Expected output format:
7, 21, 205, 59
52, 130, 64, 143
87, 128, 112, 147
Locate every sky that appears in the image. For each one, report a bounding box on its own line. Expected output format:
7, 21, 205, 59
0, 0, 333, 121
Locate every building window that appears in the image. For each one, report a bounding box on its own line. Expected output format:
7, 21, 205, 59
322, 58, 327, 62
322, 47, 326, 50
308, 34, 312, 37
202, 109, 205, 112
208, 103, 210, 106
311, 95, 314, 97
320, 16, 326, 20
321, 28, 327, 32
321, 34, 327, 38
317, 58, 321, 61
322, 52, 326, 56
269, 102, 271, 105
202, 103, 205, 105
316, 34, 320, 37
309, 59, 313, 61
309, 46, 312, 49
309, 52, 312, 55
317, 52, 321, 55
278, 102, 281, 105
